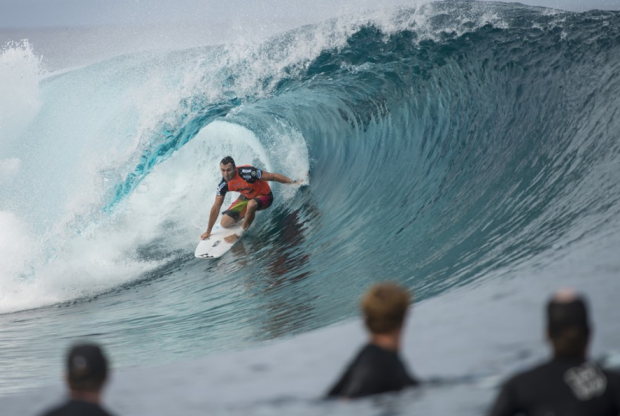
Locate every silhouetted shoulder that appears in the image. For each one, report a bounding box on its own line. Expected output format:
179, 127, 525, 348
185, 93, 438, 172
488, 359, 620, 416
41, 400, 115, 416
605, 368, 620, 411
327, 343, 418, 399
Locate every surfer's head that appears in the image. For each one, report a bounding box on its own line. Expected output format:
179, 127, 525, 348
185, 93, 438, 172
220, 156, 237, 182
546, 289, 591, 359
66, 343, 109, 392
361, 282, 411, 335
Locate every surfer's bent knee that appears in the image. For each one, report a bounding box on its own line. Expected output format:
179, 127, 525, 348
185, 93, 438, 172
247, 199, 259, 211
220, 214, 237, 228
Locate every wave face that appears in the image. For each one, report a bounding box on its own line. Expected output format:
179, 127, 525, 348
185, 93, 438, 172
1, 1, 620, 393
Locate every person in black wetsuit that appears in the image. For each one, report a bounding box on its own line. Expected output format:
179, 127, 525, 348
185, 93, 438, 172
40, 343, 116, 416
327, 282, 419, 399
488, 289, 620, 416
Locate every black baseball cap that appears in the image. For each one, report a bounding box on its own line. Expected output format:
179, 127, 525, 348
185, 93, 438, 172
547, 290, 590, 337
67, 343, 108, 391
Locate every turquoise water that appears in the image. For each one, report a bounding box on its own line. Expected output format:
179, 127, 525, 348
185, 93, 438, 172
1, 2, 620, 413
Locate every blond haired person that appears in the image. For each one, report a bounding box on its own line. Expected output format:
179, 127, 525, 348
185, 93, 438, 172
327, 282, 419, 399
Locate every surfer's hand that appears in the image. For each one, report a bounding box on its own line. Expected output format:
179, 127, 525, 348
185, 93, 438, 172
294, 179, 303, 185
201, 231, 211, 240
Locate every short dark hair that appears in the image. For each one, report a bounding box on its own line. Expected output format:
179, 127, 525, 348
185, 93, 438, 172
220, 156, 235, 167
547, 292, 591, 357
67, 343, 108, 392
361, 283, 411, 334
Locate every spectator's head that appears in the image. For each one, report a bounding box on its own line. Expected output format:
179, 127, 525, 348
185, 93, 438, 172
66, 343, 109, 393
361, 283, 411, 335
546, 289, 591, 359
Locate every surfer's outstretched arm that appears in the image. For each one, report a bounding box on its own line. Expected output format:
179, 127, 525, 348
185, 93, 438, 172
261, 171, 302, 185
201, 195, 224, 240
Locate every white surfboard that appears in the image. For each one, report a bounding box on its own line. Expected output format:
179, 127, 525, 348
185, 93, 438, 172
195, 223, 245, 259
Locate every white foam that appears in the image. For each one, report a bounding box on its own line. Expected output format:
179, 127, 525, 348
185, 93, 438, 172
0, 158, 21, 184
0, 212, 40, 310
0, 41, 43, 153
0, 119, 309, 314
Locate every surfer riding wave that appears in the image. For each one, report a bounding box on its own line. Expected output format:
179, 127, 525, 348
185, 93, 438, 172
200, 156, 302, 243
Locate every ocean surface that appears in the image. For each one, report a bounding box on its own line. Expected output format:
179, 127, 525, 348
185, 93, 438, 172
1, 1, 620, 414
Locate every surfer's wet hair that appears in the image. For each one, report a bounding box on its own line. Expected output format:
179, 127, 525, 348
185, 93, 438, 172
221, 156, 236, 167
361, 283, 411, 334
67, 343, 108, 392
547, 290, 591, 358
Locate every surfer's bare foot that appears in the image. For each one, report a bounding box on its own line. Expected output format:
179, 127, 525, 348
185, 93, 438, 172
224, 233, 239, 244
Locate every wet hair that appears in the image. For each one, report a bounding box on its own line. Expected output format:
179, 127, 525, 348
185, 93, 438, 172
547, 292, 591, 358
67, 343, 108, 392
220, 156, 236, 167
361, 283, 411, 334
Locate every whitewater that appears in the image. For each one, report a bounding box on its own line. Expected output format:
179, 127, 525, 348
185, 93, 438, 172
1, 1, 620, 414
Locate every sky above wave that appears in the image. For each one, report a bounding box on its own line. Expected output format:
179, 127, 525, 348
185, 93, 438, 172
1, 0, 619, 29
1, 0, 618, 71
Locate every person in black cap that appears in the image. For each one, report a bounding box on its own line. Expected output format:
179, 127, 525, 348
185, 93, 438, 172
488, 288, 620, 416
40, 343, 116, 416
326, 282, 419, 399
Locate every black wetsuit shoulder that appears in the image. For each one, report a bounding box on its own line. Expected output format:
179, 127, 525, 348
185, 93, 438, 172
236, 166, 262, 183
327, 343, 419, 399
488, 358, 620, 416
40, 400, 115, 416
